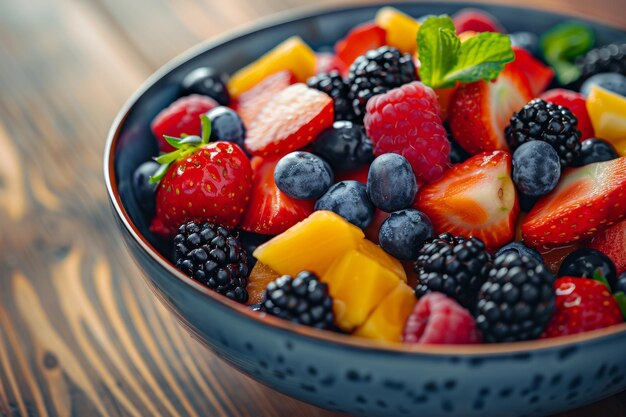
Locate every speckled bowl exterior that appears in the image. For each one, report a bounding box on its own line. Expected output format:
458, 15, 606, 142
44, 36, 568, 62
104, 3, 626, 417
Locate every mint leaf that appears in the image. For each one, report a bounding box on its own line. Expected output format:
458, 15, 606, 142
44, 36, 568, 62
442, 32, 514, 86
615, 292, 626, 321
540, 21, 594, 84
591, 268, 611, 290
417, 16, 459, 88
417, 16, 514, 89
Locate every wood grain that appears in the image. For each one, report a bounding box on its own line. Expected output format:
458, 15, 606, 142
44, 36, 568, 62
0, 0, 624, 416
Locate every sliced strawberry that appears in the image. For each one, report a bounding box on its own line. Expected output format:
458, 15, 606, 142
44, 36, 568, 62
522, 157, 626, 247
240, 156, 314, 234
588, 219, 626, 274
233, 70, 297, 129
315, 52, 346, 75
509, 47, 554, 97
244, 83, 334, 157
453, 8, 505, 33
335, 22, 386, 74
415, 150, 518, 249
448, 66, 532, 155
540, 89, 595, 140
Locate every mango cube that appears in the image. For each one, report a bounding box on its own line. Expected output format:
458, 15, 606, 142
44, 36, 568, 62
375, 7, 420, 54
586, 85, 626, 155
354, 281, 416, 343
357, 239, 406, 283
252, 210, 364, 278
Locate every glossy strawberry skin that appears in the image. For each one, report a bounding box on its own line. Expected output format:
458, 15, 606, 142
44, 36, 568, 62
542, 277, 623, 338
509, 47, 554, 97
588, 219, 626, 274
453, 9, 505, 33
151, 94, 219, 152
448, 66, 532, 155
415, 150, 519, 250
522, 157, 626, 247
239, 156, 314, 235
244, 84, 334, 157
150, 142, 252, 237
335, 23, 386, 75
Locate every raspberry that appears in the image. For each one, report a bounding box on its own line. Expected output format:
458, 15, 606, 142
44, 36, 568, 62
403, 293, 482, 344
150, 94, 219, 152
364, 82, 450, 183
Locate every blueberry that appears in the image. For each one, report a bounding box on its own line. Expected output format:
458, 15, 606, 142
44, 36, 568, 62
558, 248, 617, 290
182, 67, 230, 105
132, 161, 160, 214
495, 242, 544, 265
378, 209, 433, 260
512, 141, 561, 197
315, 181, 375, 229
206, 106, 245, 148
616, 272, 626, 294
573, 138, 618, 166
274, 152, 334, 200
311, 121, 374, 172
580, 73, 626, 97
509, 31, 539, 56
366, 154, 417, 212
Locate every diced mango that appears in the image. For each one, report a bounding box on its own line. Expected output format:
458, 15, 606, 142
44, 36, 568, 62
252, 210, 364, 278
246, 262, 281, 305
228, 37, 316, 98
323, 248, 400, 331
375, 7, 421, 54
354, 281, 416, 343
586, 85, 626, 155
357, 239, 406, 283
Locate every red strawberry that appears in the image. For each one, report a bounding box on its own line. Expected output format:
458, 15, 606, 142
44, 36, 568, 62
509, 47, 554, 97
588, 219, 626, 274
315, 52, 346, 75
523, 157, 626, 247
364, 81, 450, 183
448, 66, 532, 155
540, 89, 595, 140
335, 23, 386, 74
233, 70, 297, 129
151, 94, 218, 152
244, 83, 333, 157
415, 150, 519, 250
453, 8, 505, 33
542, 277, 623, 338
149, 117, 252, 237
239, 156, 314, 234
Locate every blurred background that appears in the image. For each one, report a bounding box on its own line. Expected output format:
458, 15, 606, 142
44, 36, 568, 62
0, 1, 624, 417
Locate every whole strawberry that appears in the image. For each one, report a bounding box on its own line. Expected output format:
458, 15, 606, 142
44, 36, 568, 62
542, 277, 623, 339
149, 115, 252, 237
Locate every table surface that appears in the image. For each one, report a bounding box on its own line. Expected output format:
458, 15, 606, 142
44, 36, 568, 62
0, 0, 624, 416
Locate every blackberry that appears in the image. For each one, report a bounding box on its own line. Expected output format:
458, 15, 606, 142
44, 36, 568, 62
476, 252, 555, 343
307, 71, 354, 121
346, 46, 417, 121
505, 99, 581, 167
414, 233, 492, 309
576, 43, 626, 82
174, 222, 249, 303
261, 271, 334, 329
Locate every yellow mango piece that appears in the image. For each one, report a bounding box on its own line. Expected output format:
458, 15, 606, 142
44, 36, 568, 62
323, 248, 400, 331
587, 85, 626, 155
246, 262, 281, 306
253, 210, 364, 278
354, 281, 416, 343
228, 37, 316, 98
357, 239, 407, 283
375, 7, 420, 54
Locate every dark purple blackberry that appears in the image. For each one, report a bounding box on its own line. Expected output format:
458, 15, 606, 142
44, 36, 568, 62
576, 43, 626, 82
505, 99, 581, 167
476, 252, 555, 343
414, 233, 492, 309
346, 46, 417, 121
261, 271, 334, 329
174, 221, 249, 303
307, 71, 354, 121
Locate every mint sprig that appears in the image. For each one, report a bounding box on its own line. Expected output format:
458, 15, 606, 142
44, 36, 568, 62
540, 21, 594, 84
417, 15, 514, 89
615, 292, 626, 321
149, 115, 212, 184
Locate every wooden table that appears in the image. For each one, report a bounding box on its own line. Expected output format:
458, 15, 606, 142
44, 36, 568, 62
0, 0, 624, 416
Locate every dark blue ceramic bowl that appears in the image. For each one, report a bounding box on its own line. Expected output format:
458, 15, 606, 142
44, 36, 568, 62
105, 3, 626, 416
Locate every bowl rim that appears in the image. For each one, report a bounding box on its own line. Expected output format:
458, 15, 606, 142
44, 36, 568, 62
104, 0, 626, 356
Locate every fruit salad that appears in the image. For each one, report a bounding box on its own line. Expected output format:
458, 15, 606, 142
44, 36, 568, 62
133, 7, 626, 345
